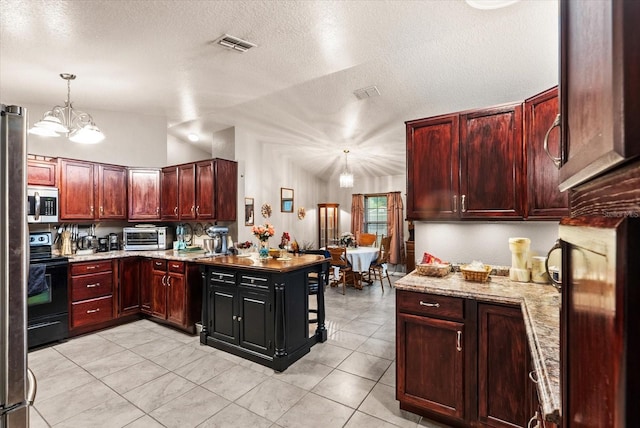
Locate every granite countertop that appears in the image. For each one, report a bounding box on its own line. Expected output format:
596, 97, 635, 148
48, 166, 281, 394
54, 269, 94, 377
63, 249, 213, 262
395, 272, 561, 423
198, 253, 326, 272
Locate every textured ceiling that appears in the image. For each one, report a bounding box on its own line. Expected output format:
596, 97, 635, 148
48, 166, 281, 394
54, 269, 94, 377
0, 0, 559, 180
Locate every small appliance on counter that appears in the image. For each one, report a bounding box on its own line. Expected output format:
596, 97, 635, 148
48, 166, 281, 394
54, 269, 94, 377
206, 225, 230, 255
123, 226, 173, 250
109, 232, 119, 251
97, 236, 109, 252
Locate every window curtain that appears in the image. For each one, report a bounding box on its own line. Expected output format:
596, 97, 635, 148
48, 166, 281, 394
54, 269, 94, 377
351, 194, 364, 236
387, 191, 404, 265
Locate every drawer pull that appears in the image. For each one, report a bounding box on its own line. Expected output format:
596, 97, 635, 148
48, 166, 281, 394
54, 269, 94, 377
171, 264, 180, 269
86, 283, 100, 288
419, 301, 440, 307
456, 330, 463, 352
86, 308, 100, 314
86, 265, 96, 270
529, 370, 538, 384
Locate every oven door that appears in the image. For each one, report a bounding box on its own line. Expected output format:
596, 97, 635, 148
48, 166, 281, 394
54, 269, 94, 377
27, 258, 69, 348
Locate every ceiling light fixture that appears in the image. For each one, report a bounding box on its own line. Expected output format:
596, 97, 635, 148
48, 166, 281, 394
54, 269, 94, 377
29, 73, 105, 144
339, 149, 354, 188
187, 133, 200, 142
216, 34, 256, 53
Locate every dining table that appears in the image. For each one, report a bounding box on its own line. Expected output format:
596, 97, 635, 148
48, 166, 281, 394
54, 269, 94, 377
328, 246, 379, 289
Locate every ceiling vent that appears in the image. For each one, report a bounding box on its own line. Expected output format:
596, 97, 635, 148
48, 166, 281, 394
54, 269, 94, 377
353, 85, 380, 100
215, 34, 256, 53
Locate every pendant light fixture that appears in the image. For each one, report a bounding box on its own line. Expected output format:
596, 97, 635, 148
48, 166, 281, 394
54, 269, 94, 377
339, 149, 354, 188
29, 73, 105, 144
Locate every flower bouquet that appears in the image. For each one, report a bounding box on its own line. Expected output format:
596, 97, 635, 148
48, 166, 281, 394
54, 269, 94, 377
339, 232, 356, 247
252, 223, 275, 259
279, 232, 290, 249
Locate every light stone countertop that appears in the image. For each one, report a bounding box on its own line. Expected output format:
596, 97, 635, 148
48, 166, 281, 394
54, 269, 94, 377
395, 272, 561, 424
62, 249, 213, 263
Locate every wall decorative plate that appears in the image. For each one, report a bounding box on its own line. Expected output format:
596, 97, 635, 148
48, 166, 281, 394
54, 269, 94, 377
297, 207, 306, 219
261, 203, 272, 218
194, 222, 204, 237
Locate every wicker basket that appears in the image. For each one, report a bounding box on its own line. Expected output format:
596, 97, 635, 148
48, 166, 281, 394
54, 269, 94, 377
460, 264, 491, 282
416, 263, 451, 277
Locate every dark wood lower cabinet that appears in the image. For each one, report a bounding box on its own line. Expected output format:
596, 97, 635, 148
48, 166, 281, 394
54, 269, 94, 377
118, 257, 140, 317
397, 290, 529, 427
150, 258, 201, 332
478, 304, 528, 428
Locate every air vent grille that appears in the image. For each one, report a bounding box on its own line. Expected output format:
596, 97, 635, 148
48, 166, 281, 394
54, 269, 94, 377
216, 34, 256, 53
353, 85, 380, 100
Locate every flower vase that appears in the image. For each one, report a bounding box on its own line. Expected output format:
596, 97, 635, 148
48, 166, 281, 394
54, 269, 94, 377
258, 240, 269, 260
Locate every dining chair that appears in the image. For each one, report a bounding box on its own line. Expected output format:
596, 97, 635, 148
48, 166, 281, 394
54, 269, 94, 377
368, 235, 392, 291
328, 246, 358, 295
301, 249, 330, 323
357, 232, 377, 247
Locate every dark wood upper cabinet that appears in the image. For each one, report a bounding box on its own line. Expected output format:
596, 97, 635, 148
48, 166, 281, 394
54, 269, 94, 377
160, 166, 179, 220
59, 159, 96, 220
196, 160, 215, 219
524, 87, 569, 219
558, 0, 640, 191
27, 158, 56, 186
178, 163, 196, 220
128, 168, 160, 221
214, 158, 238, 222
406, 114, 459, 220
97, 164, 127, 220
460, 103, 524, 219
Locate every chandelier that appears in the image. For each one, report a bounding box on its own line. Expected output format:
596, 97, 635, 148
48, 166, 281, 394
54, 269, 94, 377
339, 149, 354, 188
29, 73, 105, 144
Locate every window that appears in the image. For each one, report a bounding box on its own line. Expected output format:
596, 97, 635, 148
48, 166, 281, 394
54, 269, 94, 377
364, 194, 388, 240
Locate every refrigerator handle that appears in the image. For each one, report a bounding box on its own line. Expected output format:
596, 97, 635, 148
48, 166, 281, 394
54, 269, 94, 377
26, 368, 37, 405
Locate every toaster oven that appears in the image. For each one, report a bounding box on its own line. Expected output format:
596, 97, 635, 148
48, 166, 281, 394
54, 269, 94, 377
122, 226, 173, 250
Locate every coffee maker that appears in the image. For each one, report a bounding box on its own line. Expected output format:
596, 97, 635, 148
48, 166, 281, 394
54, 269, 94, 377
206, 226, 229, 255
109, 233, 119, 251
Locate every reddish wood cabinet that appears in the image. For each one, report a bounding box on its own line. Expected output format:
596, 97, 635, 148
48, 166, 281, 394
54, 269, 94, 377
27, 158, 56, 186
128, 168, 161, 221
407, 103, 524, 220
161, 158, 237, 221
58, 158, 127, 221
118, 257, 140, 317
150, 258, 201, 332
460, 104, 524, 219
524, 87, 569, 219
397, 290, 529, 427
69, 260, 115, 332
406, 115, 459, 219
558, 0, 640, 191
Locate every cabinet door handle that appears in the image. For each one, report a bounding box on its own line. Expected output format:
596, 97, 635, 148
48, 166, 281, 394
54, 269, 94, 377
453, 195, 458, 213
156, 207, 160, 214
527, 413, 538, 428
232, 315, 237, 320
237, 316, 242, 322
174, 206, 178, 216
419, 301, 440, 307
529, 370, 538, 384
100, 206, 104, 215
86, 308, 100, 314
162, 274, 167, 286
167, 276, 171, 287
90, 205, 94, 214
86, 282, 100, 288
196, 206, 200, 215
543, 114, 562, 168
456, 331, 462, 352
461, 195, 466, 213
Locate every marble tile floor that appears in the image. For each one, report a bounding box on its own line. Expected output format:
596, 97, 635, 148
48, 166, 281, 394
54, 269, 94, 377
28, 276, 451, 428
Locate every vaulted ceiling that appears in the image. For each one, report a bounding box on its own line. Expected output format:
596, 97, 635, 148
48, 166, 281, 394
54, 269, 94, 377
0, 0, 558, 180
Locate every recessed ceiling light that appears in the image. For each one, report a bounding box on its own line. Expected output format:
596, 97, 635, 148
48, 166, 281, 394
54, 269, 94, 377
465, 0, 520, 10
188, 133, 200, 142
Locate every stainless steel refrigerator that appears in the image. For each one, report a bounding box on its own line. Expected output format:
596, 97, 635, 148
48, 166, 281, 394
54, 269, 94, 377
1, 104, 37, 427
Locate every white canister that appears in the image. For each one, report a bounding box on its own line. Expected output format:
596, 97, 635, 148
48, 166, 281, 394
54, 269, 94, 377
531, 256, 549, 284
508, 237, 530, 270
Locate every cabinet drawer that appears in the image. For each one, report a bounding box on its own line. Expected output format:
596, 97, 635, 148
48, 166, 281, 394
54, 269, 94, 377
397, 290, 464, 320
152, 259, 167, 271
209, 270, 235, 286
167, 260, 184, 273
71, 271, 113, 301
71, 260, 112, 276
71, 296, 113, 328
239, 273, 269, 289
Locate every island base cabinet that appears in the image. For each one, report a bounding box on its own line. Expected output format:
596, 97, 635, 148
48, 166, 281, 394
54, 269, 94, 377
397, 313, 465, 422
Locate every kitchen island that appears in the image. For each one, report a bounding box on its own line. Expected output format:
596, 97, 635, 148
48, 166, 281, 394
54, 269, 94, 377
198, 254, 329, 371
395, 271, 560, 427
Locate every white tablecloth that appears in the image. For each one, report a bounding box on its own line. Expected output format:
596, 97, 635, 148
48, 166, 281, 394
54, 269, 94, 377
344, 246, 379, 273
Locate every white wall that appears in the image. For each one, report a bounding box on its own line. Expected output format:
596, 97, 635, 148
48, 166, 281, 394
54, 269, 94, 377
166, 134, 212, 165
24, 103, 167, 167
414, 221, 559, 267
234, 127, 326, 247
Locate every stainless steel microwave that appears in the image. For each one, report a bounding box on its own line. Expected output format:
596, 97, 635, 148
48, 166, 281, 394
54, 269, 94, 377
27, 186, 58, 223
122, 226, 173, 251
